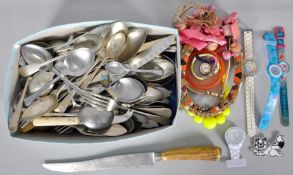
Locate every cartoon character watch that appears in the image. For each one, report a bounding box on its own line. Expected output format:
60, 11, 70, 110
274, 26, 290, 126
243, 30, 258, 137
259, 32, 283, 130
225, 127, 246, 168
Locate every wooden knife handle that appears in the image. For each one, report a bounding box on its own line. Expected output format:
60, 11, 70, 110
160, 146, 221, 161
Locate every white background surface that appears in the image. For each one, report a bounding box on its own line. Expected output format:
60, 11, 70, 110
0, 0, 292, 174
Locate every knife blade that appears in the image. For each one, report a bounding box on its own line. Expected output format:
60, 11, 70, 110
42, 146, 221, 172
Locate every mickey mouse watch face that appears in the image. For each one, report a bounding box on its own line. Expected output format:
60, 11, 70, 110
244, 60, 258, 77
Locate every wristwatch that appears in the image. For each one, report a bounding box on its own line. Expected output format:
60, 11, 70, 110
225, 127, 246, 168
274, 26, 290, 126
243, 30, 258, 137
259, 32, 283, 130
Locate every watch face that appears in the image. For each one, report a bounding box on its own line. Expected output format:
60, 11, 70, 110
200, 63, 212, 75
225, 127, 245, 146
244, 60, 258, 76
279, 61, 290, 73
190, 52, 219, 80
268, 64, 283, 78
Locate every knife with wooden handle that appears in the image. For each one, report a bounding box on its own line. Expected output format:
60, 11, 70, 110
43, 146, 221, 172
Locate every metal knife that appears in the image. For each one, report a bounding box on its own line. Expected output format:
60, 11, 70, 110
43, 146, 221, 172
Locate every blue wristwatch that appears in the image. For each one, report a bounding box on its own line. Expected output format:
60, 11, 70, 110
259, 32, 283, 130
274, 26, 290, 126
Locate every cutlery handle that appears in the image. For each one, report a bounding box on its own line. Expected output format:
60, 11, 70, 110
129, 68, 163, 75
9, 77, 31, 133
160, 146, 221, 161
32, 117, 79, 126
54, 90, 76, 113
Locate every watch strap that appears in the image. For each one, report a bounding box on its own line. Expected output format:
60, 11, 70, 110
259, 32, 280, 130
263, 32, 278, 64
274, 26, 289, 126
243, 30, 253, 60
259, 77, 280, 130
245, 76, 256, 136
280, 79, 289, 126
243, 30, 256, 137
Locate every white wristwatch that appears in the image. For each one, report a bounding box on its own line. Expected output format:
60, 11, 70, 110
243, 30, 258, 137
225, 127, 246, 168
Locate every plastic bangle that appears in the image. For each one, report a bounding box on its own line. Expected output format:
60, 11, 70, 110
185, 49, 226, 91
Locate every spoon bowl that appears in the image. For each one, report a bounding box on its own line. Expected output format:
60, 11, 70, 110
108, 21, 128, 38
75, 34, 105, 53
138, 55, 175, 83
63, 48, 95, 76
137, 87, 163, 103
21, 44, 53, 70
109, 77, 146, 103
79, 107, 114, 130
117, 28, 147, 63
106, 32, 127, 58
29, 71, 55, 96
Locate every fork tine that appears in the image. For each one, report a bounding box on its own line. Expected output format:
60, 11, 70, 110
83, 93, 110, 104
86, 91, 112, 101
54, 125, 64, 131
19, 120, 28, 128
83, 98, 109, 110
55, 126, 72, 134
55, 126, 67, 132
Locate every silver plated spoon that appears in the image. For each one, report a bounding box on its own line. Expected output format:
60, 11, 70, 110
117, 28, 147, 63
29, 71, 55, 96
20, 44, 53, 70
107, 77, 146, 103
